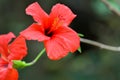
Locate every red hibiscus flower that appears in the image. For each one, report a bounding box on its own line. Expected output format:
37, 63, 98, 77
0, 32, 27, 80
20, 2, 80, 60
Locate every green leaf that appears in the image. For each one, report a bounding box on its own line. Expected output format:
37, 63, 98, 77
103, 0, 120, 15
78, 47, 82, 53
92, 0, 111, 16
78, 33, 84, 37
108, 0, 120, 11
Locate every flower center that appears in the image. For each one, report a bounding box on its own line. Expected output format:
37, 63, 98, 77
45, 29, 53, 37
45, 17, 63, 37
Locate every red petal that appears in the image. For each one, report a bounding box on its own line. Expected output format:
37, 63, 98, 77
44, 38, 69, 60
20, 23, 50, 41
8, 36, 27, 60
0, 58, 8, 67
0, 62, 18, 80
5, 68, 18, 80
0, 32, 15, 60
0, 32, 15, 44
26, 2, 49, 25
44, 26, 80, 60
53, 26, 80, 53
49, 3, 76, 26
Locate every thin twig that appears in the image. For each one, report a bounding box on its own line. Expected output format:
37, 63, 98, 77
80, 38, 120, 51
101, 0, 120, 16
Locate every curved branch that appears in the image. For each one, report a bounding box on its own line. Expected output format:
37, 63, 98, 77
101, 0, 120, 16
80, 38, 120, 51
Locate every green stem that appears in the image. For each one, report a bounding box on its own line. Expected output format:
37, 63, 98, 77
25, 48, 45, 67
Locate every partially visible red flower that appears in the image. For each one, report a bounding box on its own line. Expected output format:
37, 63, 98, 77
21, 2, 80, 60
0, 32, 27, 80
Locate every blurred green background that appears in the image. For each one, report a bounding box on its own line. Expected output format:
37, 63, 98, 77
0, 0, 120, 80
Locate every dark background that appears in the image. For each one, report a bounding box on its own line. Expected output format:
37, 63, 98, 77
0, 0, 120, 80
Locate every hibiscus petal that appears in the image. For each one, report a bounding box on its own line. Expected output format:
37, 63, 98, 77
6, 68, 18, 80
53, 26, 80, 53
26, 2, 49, 25
0, 62, 18, 80
0, 32, 15, 45
20, 23, 50, 41
44, 38, 69, 60
49, 3, 76, 26
0, 32, 15, 60
0, 58, 8, 66
8, 36, 27, 60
